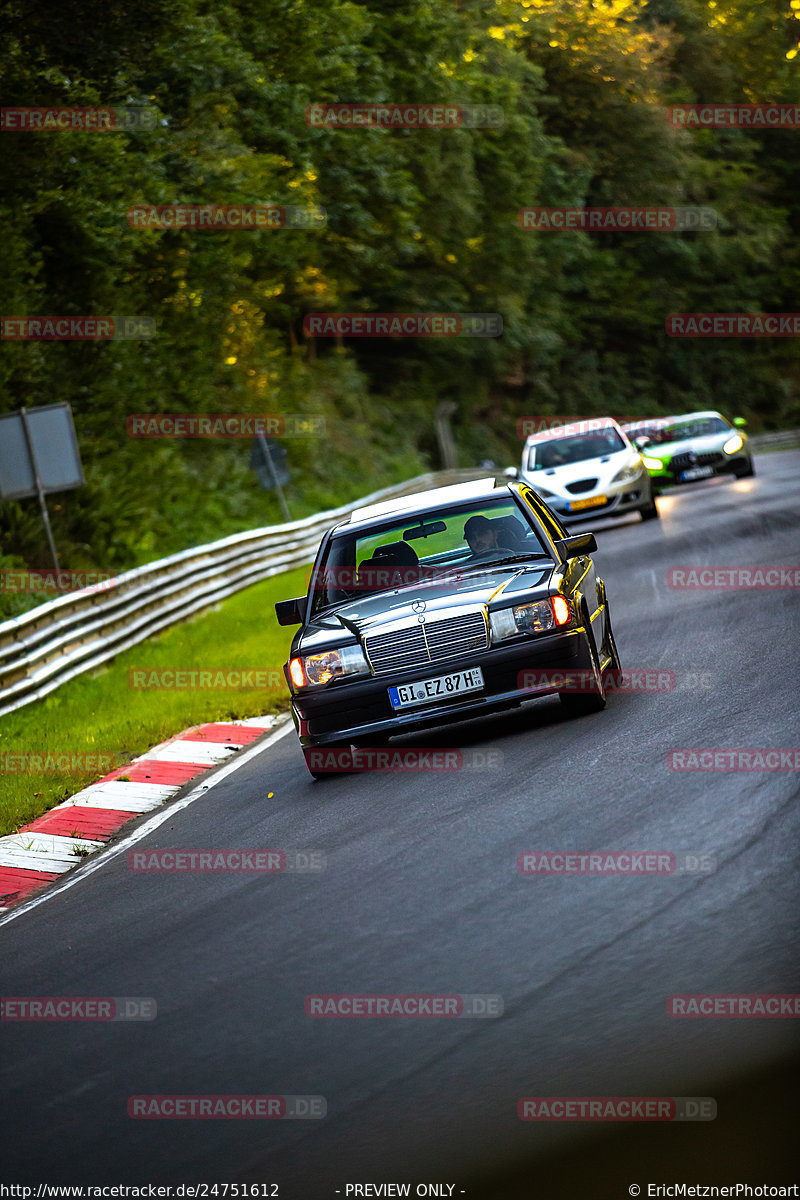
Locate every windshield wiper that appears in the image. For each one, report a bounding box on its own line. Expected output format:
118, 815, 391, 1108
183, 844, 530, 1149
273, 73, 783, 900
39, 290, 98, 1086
466, 553, 553, 568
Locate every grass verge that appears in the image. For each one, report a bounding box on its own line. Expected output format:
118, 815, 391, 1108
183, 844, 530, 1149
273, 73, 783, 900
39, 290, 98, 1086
0, 565, 307, 837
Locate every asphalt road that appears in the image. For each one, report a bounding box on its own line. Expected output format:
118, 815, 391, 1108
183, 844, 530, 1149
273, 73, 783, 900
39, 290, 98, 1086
2, 450, 799, 1198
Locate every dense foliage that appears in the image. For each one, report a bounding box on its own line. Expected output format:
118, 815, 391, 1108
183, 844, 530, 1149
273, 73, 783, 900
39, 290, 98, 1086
1, 0, 798, 591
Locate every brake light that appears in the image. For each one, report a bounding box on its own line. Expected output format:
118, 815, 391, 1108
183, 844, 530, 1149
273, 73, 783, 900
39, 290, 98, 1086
289, 657, 306, 688
551, 595, 571, 626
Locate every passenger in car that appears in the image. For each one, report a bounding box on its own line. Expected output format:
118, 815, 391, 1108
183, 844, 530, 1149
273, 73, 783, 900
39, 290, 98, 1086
358, 540, 421, 592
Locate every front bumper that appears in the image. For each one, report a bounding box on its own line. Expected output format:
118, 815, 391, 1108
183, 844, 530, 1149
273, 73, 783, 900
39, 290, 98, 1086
545, 482, 650, 524
646, 450, 750, 489
290, 628, 585, 747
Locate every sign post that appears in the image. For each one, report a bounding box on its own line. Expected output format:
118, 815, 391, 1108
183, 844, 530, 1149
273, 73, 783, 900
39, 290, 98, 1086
19, 408, 60, 569
251, 434, 291, 521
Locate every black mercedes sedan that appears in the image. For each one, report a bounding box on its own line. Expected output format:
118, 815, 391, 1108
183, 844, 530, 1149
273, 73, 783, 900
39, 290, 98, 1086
275, 478, 620, 777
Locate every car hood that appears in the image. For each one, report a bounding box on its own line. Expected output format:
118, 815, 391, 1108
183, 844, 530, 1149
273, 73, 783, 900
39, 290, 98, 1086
297, 563, 555, 653
645, 432, 731, 459
521, 449, 639, 493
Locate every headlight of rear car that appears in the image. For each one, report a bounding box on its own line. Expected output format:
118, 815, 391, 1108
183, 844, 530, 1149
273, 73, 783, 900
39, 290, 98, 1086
642, 456, 663, 470
611, 461, 643, 484
533, 487, 555, 498
723, 434, 743, 455
489, 596, 573, 642
289, 645, 369, 688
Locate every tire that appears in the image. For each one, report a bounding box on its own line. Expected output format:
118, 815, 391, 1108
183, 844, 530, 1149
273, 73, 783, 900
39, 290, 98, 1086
600, 607, 622, 691
734, 458, 755, 478
558, 626, 607, 716
639, 493, 660, 521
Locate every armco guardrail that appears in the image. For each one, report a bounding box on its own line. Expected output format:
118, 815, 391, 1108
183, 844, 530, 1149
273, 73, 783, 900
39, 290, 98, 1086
0, 469, 489, 717
1, 429, 796, 718
749, 429, 800, 450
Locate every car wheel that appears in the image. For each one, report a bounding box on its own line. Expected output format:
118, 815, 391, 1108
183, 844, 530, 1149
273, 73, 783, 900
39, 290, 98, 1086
639, 494, 660, 521
734, 458, 756, 478
600, 607, 622, 690
558, 626, 607, 716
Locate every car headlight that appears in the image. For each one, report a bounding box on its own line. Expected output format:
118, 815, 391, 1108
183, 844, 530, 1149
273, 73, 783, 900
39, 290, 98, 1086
532, 487, 555, 499
723, 434, 743, 455
489, 596, 573, 642
289, 645, 369, 688
611, 461, 643, 484
642, 456, 663, 470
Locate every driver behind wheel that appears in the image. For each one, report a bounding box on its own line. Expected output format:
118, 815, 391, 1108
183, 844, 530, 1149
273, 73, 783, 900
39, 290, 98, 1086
464, 514, 502, 559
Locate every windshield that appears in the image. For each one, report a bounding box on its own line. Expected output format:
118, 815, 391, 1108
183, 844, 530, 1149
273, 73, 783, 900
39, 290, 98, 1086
625, 421, 668, 440
310, 497, 549, 614
527, 428, 626, 471
633, 416, 730, 444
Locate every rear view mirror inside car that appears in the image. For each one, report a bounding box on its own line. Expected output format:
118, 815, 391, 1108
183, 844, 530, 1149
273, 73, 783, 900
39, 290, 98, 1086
402, 520, 447, 540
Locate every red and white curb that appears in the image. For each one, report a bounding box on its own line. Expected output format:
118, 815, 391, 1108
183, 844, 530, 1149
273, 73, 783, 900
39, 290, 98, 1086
0, 716, 276, 913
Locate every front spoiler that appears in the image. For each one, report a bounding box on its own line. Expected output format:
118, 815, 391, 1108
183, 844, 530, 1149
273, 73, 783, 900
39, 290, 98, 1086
554, 488, 648, 524
651, 453, 751, 489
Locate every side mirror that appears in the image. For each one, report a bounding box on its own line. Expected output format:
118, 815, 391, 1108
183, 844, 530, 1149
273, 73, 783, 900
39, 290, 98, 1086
634, 435, 651, 450
733, 417, 747, 429
504, 466, 519, 480
554, 533, 597, 561
275, 596, 305, 626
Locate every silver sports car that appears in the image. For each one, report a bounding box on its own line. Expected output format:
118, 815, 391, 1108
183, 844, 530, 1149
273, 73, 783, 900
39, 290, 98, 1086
621, 411, 754, 492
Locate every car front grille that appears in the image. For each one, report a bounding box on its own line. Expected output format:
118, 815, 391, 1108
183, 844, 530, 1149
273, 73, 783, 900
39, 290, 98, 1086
364, 611, 488, 675
670, 452, 723, 470
565, 478, 598, 494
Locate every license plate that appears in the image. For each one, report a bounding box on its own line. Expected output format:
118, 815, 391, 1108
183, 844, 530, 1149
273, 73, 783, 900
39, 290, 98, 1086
388, 667, 485, 710
679, 466, 714, 482
568, 494, 607, 512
